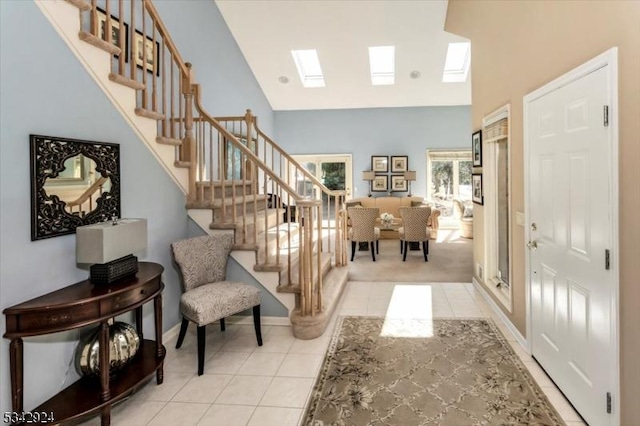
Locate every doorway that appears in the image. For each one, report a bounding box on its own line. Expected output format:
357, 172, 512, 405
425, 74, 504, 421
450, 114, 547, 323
524, 48, 619, 426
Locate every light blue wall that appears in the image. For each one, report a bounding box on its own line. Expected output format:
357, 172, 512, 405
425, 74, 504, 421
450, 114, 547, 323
0, 0, 276, 415
274, 106, 471, 198
153, 0, 275, 134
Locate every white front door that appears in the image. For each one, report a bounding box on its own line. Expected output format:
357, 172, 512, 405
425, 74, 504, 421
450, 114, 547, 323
526, 57, 616, 425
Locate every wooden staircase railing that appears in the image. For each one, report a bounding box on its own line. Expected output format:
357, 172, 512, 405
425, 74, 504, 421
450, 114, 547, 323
73, 0, 348, 318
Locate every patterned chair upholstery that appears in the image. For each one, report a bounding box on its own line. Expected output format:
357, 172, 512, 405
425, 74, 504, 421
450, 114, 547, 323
398, 206, 432, 262
171, 233, 262, 375
453, 199, 473, 238
347, 207, 380, 261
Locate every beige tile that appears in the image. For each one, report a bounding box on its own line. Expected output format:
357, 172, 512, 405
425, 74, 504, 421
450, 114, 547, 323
340, 296, 369, 310
339, 307, 368, 316
135, 371, 194, 402
237, 352, 286, 376
542, 387, 584, 422
172, 374, 234, 403
276, 353, 323, 378
259, 377, 314, 408
253, 333, 295, 354
344, 282, 372, 298
110, 400, 166, 426
147, 401, 209, 426
247, 407, 302, 426
204, 351, 251, 375
288, 337, 331, 355
197, 404, 255, 426
368, 283, 396, 298
220, 333, 263, 353
215, 375, 273, 405
367, 297, 391, 311
266, 325, 294, 336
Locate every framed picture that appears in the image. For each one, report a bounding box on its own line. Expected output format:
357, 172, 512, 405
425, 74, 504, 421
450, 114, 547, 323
96, 8, 128, 58
391, 156, 408, 173
371, 156, 388, 173
472, 173, 484, 205
391, 175, 407, 192
472, 130, 483, 167
372, 175, 388, 192
134, 31, 160, 75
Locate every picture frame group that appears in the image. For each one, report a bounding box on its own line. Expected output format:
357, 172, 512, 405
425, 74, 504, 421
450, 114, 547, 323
372, 175, 388, 192
371, 156, 388, 173
370, 155, 410, 193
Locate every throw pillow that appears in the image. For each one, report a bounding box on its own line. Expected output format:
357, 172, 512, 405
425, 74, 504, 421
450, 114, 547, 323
346, 201, 362, 209
463, 207, 473, 218
411, 201, 428, 207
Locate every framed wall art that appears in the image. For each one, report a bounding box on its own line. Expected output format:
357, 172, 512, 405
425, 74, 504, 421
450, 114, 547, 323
371, 156, 389, 173
96, 7, 129, 58
391, 175, 407, 192
472, 130, 482, 167
472, 173, 483, 205
134, 30, 160, 75
391, 156, 408, 173
372, 175, 388, 192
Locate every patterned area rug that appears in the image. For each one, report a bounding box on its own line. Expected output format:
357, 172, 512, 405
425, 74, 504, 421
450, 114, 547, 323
303, 317, 565, 426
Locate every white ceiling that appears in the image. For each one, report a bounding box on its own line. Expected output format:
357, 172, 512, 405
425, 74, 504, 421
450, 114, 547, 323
215, 0, 471, 111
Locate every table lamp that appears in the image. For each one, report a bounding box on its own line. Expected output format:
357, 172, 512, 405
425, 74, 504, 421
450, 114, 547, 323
76, 218, 147, 285
362, 171, 375, 197
404, 171, 416, 197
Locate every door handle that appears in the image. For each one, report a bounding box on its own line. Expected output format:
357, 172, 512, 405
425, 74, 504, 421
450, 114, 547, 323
527, 240, 538, 250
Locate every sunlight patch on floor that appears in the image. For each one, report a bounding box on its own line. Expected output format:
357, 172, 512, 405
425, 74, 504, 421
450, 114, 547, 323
381, 285, 434, 338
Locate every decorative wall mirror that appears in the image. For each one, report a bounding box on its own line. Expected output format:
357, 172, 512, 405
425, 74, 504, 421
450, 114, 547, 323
30, 134, 121, 241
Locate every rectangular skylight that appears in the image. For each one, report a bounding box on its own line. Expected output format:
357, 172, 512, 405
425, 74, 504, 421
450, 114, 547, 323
368, 46, 395, 86
291, 49, 325, 88
443, 42, 470, 83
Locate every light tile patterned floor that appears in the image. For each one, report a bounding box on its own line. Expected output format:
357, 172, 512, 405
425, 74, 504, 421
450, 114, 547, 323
81, 282, 586, 426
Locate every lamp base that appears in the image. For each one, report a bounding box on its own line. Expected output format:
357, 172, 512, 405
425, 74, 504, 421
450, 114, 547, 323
90, 255, 138, 285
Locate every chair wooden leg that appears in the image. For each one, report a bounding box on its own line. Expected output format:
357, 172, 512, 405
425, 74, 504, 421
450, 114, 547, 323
253, 305, 263, 346
403, 241, 408, 261
426, 239, 429, 254
351, 241, 356, 261
400, 240, 403, 254
220, 318, 225, 332
376, 240, 379, 254
422, 241, 429, 262
197, 325, 206, 376
175, 318, 189, 349
370, 241, 376, 261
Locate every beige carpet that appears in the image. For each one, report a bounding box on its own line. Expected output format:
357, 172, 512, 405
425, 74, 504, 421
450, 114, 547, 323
303, 317, 565, 426
348, 230, 473, 283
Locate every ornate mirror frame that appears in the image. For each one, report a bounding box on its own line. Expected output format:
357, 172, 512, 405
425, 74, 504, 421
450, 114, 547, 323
30, 134, 121, 241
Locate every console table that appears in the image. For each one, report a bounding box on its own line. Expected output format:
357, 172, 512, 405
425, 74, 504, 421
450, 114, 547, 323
3, 262, 166, 425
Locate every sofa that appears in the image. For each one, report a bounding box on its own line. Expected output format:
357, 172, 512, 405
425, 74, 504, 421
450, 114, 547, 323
346, 196, 440, 239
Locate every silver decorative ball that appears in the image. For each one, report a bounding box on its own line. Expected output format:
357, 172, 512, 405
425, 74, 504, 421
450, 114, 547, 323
75, 322, 140, 376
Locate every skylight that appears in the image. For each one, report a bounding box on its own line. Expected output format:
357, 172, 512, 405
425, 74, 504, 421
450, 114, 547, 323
368, 46, 395, 86
291, 49, 325, 88
442, 42, 470, 83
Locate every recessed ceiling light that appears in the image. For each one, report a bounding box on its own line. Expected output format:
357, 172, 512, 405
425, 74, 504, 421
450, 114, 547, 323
410, 71, 421, 79
278, 76, 289, 84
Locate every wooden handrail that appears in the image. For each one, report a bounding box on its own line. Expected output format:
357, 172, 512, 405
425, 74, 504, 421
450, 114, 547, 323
65, 176, 108, 207
141, 0, 190, 76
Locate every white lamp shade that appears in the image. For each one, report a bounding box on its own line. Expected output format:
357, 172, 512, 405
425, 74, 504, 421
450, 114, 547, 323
404, 171, 417, 181
362, 171, 375, 181
76, 219, 147, 264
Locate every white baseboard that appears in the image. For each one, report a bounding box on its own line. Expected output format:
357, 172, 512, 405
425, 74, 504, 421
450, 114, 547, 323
472, 277, 528, 351
161, 315, 292, 341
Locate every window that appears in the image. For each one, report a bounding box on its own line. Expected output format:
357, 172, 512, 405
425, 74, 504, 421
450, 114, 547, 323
426, 150, 472, 229
482, 105, 511, 310
442, 42, 470, 83
291, 49, 325, 88
368, 46, 395, 86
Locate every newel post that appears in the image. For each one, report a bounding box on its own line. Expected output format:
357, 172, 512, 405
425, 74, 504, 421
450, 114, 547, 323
183, 63, 196, 202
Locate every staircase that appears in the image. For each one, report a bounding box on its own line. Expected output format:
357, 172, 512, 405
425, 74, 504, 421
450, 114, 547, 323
39, 0, 349, 339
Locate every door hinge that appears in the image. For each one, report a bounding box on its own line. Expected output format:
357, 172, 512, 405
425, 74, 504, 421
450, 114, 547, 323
605, 249, 610, 270
607, 392, 612, 414
604, 105, 609, 127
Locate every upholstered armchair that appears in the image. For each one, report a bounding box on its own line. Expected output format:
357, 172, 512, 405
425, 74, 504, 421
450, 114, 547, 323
452, 199, 473, 238
171, 233, 262, 375
347, 207, 380, 261
398, 206, 432, 261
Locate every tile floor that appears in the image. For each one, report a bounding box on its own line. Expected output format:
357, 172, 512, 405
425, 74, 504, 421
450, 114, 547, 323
82, 281, 587, 426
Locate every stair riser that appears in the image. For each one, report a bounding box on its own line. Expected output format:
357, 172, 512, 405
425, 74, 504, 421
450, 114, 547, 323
212, 200, 267, 222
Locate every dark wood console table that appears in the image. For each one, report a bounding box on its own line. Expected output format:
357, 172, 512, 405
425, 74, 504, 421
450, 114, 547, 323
3, 262, 165, 425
